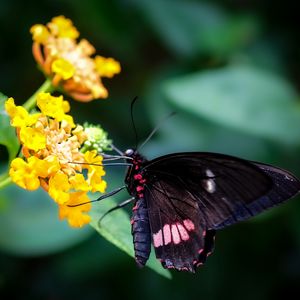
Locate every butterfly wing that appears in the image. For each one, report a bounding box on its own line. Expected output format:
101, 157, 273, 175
143, 152, 300, 230
144, 178, 216, 272
141, 152, 300, 271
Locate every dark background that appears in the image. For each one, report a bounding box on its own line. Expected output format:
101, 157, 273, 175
1, 0, 300, 299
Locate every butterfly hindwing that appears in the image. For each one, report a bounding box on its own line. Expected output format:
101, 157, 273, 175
145, 178, 214, 272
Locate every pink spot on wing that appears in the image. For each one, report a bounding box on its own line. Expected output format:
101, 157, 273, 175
177, 223, 189, 241
153, 230, 163, 247
163, 224, 171, 245
171, 224, 181, 244
198, 248, 204, 254
202, 230, 206, 237
183, 219, 195, 231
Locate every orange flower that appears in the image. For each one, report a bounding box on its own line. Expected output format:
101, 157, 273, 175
30, 16, 121, 102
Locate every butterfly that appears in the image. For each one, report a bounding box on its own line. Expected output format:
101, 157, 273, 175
111, 148, 300, 273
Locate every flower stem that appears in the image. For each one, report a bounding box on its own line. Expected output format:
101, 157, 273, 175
23, 78, 53, 111
0, 174, 12, 190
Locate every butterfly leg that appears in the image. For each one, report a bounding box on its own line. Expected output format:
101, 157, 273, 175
98, 197, 135, 226
68, 186, 127, 207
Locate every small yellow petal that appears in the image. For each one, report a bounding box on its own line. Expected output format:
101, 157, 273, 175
33, 155, 61, 178
5, 98, 40, 128
69, 173, 90, 192
9, 158, 40, 190
94, 56, 121, 78
62, 100, 70, 113
51, 59, 75, 80
19, 127, 46, 151
30, 24, 50, 43
37, 92, 74, 126
59, 192, 91, 227
88, 174, 107, 193
48, 172, 70, 204
49, 15, 79, 39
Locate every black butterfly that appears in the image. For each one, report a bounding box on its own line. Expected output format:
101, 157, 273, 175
106, 149, 300, 273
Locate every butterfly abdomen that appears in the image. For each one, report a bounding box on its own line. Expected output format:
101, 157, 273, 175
131, 197, 151, 267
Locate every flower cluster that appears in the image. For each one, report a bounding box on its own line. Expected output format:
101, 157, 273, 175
5, 93, 109, 227
30, 16, 121, 102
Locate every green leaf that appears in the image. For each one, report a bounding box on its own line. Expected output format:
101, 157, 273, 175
164, 65, 300, 144
0, 185, 93, 256
0, 93, 19, 162
89, 198, 171, 279
133, 0, 258, 57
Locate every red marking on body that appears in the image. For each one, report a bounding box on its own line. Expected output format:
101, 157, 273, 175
139, 179, 146, 184
134, 174, 143, 180
136, 186, 144, 192
163, 224, 171, 245
183, 219, 195, 231
202, 230, 206, 237
177, 223, 189, 241
171, 224, 181, 244
153, 230, 163, 247
130, 219, 134, 225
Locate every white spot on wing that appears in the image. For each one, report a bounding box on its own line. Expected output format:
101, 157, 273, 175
202, 179, 216, 193
206, 169, 215, 177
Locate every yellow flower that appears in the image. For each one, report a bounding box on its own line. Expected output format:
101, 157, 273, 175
48, 15, 79, 39
51, 58, 75, 80
48, 172, 71, 204
9, 157, 41, 190
84, 150, 106, 193
36, 92, 74, 126
95, 56, 121, 78
19, 127, 46, 151
30, 24, 50, 43
5, 93, 108, 228
30, 16, 121, 102
59, 192, 91, 227
5, 98, 40, 128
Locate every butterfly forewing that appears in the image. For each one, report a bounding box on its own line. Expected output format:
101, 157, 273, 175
143, 152, 289, 229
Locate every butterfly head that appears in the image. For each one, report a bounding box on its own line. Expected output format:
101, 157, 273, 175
124, 148, 135, 157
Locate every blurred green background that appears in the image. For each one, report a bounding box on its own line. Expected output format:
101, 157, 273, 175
1, 0, 300, 299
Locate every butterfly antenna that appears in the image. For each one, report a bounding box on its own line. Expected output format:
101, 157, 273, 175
137, 111, 176, 151
131, 96, 139, 150
111, 144, 123, 156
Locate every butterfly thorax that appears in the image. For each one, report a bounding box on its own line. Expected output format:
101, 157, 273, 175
124, 149, 148, 198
